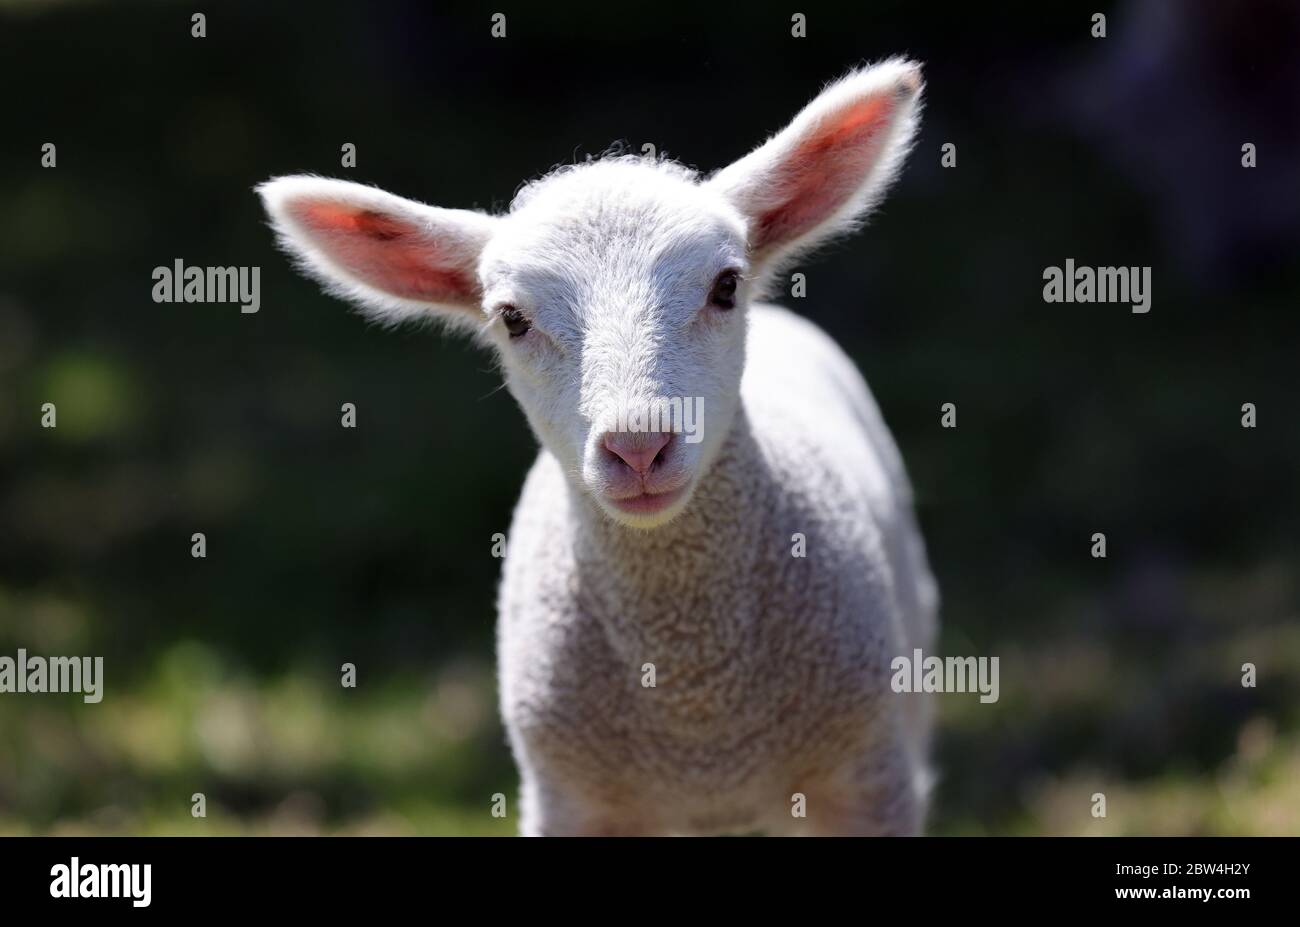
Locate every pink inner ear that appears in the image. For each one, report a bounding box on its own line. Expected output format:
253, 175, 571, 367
290, 201, 476, 303
754, 94, 895, 253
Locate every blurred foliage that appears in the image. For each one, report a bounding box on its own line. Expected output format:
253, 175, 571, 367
0, 0, 1297, 834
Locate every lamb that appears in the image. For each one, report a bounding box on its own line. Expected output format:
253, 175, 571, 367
257, 58, 939, 836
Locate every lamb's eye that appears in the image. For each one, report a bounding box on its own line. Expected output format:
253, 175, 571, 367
500, 305, 531, 338
709, 270, 740, 309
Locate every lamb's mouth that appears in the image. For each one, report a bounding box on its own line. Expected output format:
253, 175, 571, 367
605, 483, 687, 516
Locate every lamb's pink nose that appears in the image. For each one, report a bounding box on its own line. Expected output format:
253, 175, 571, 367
603, 431, 673, 475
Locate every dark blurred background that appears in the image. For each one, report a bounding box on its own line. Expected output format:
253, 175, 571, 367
1, 0, 1297, 834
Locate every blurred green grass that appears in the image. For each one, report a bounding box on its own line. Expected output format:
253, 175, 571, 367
0, 636, 515, 835
2, 554, 1295, 835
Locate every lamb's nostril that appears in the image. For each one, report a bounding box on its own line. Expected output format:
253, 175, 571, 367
602, 431, 673, 476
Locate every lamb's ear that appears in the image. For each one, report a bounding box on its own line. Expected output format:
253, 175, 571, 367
707, 59, 922, 283
256, 175, 497, 329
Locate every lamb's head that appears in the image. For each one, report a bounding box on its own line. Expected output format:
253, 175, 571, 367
257, 59, 922, 529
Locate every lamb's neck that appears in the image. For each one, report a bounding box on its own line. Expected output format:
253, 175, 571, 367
572, 408, 775, 667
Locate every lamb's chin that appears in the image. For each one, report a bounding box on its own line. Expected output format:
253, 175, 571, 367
597, 483, 693, 529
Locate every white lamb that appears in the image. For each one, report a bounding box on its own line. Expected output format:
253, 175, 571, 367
258, 59, 939, 836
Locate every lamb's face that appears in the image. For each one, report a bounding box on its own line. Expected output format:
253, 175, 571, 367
480, 162, 751, 529
258, 61, 924, 531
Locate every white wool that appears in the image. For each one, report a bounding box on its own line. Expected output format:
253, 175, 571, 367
258, 59, 938, 835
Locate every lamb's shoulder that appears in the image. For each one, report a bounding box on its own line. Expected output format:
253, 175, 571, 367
496, 453, 642, 768
743, 403, 905, 689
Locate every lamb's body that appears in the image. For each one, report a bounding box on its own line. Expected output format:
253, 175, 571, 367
499, 304, 938, 835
